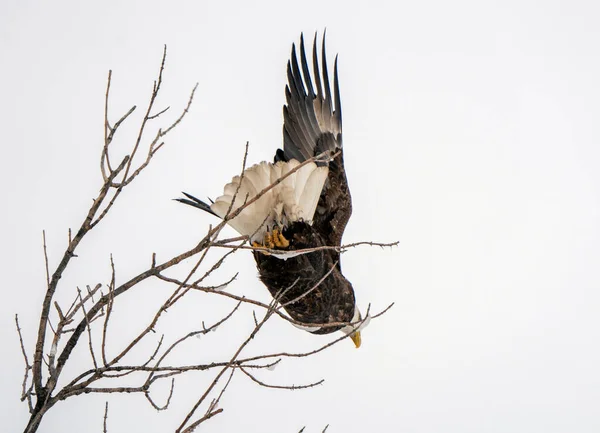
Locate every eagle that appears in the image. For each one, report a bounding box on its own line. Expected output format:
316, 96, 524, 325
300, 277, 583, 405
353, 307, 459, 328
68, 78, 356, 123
178, 33, 366, 347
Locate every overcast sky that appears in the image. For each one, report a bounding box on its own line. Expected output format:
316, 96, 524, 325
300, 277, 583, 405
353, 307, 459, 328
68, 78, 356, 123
2, 1, 600, 432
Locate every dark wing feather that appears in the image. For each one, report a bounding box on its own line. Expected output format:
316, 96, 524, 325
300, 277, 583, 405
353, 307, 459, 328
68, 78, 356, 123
279, 32, 351, 248
312, 151, 352, 248
280, 32, 343, 165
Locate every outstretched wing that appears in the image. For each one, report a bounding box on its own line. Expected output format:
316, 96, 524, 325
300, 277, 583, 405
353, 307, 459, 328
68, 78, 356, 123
277, 32, 343, 164
277, 32, 352, 247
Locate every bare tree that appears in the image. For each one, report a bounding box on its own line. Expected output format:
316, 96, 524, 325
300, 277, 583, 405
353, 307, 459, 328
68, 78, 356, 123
16, 47, 396, 433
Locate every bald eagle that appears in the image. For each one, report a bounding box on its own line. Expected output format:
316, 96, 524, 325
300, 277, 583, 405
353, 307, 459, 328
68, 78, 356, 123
178, 33, 365, 347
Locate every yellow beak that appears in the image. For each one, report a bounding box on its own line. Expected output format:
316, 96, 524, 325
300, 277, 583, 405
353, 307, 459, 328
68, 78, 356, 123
350, 331, 361, 348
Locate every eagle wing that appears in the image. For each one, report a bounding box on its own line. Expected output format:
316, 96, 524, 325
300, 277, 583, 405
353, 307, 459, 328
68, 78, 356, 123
277, 33, 352, 248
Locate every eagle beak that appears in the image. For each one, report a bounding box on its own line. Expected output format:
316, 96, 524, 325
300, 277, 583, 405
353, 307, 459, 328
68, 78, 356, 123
350, 331, 361, 348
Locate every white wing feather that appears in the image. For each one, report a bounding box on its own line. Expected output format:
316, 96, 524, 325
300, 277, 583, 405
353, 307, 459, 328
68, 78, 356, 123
210, 160, 328, 241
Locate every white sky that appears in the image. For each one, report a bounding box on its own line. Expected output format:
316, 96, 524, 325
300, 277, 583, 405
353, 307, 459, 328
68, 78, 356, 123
2, 0, 600, 432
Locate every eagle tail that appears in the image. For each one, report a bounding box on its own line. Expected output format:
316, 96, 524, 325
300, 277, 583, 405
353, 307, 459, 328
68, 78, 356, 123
174, 192, 218, 217
210, 160, 328, 241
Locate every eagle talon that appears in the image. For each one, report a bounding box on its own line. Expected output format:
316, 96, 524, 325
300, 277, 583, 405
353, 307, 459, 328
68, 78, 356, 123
271, 226, 290, 248
264, 231, 275, 249
253, 228, 289, 252
252, 240, 271, 255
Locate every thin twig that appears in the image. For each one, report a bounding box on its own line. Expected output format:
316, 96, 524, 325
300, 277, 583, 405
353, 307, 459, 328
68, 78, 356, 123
16, 315, 34, 412
77, 288, 98, 370
145, 378, 175, 411
64, 283, 102, 323
280, 261, 338, 308
240, 367, 324, 390
211, 239, 400, 254
371, 302, 395, 319
180, 409, 224, 433
103, 401, 109, 433
102, 69, 114, 180
42, 231, 50, 289
101, 256, 116, 366
148, 105, 170, 120
207, 368, 235, 416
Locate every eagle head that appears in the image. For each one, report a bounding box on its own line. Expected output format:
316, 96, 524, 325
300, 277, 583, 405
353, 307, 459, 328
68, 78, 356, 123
341, 306, 369, 349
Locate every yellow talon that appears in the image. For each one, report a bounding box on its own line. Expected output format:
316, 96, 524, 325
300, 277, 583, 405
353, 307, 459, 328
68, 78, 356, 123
253, 227, 289, 252
264, 231, 275, 249
271, 227, 280, 246
273, 227, 289, 248
252, 240, 271, 255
